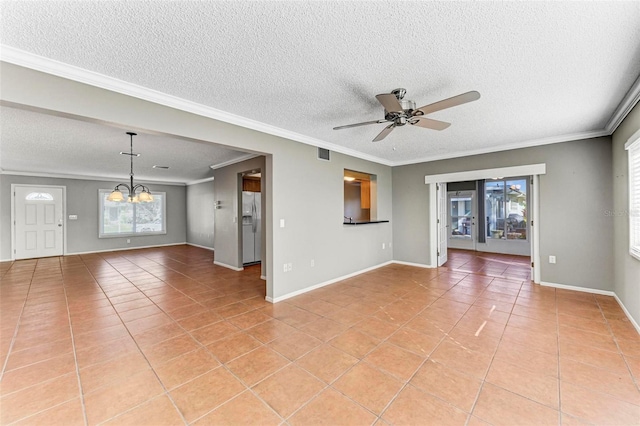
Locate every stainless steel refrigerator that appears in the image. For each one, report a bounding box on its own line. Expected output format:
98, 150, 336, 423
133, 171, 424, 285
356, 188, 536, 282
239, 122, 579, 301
242, 191, 261, 264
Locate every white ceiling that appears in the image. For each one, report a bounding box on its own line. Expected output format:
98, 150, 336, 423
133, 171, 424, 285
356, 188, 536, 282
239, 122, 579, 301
1, 1, 640, 182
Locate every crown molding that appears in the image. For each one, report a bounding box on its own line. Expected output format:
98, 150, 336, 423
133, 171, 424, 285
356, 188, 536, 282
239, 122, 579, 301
2, 45, 637, 170
186, 176, 215, 186
208, 153, 260, 170
0, 170, 187, 186
0, 45, 392, 167
606, 73, 640, 134
390, 129, 610, 167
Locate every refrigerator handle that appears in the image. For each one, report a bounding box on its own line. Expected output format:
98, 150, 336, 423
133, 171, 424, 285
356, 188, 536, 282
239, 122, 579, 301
252, 202, 257, 233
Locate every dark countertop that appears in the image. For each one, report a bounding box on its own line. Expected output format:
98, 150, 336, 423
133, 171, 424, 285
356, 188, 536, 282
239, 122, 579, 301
343, 220, 390, 225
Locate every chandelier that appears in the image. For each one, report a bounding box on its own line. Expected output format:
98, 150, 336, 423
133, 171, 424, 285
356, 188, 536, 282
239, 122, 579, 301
106, 132, 153, 203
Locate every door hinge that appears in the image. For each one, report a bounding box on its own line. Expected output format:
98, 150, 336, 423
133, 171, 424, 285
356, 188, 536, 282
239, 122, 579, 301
437, 219, 440, 224
531, 262, 534, 268
437, 251, 440, 257
531, 220, 533, 226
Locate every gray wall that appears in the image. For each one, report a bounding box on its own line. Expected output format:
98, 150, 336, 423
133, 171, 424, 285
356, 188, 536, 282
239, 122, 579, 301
393, 137, 614, 291
211, 156, 266, 275
0, 63, 395, 301
612, 102, 640, 326
186, 180, 215, 249
1, 174, 187, 260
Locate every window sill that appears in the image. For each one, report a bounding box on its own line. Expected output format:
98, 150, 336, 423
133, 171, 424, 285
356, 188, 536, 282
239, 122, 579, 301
99, 232, 167, 239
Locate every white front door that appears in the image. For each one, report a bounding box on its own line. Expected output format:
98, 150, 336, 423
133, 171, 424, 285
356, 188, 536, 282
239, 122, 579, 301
437, 183, 448, 266
13, 185, 64, 259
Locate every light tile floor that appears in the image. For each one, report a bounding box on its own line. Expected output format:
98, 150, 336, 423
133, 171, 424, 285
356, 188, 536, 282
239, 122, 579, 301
1, 246, 638, 425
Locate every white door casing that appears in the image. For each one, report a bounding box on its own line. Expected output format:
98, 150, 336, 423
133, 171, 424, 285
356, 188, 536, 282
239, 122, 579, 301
448, 190, 476, 251
437, 182, 448, 266
12, 185, 65, 260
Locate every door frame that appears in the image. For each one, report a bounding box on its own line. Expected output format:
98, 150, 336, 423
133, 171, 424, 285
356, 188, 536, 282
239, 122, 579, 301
426, 164, 545, 283
11, 184, 67, 261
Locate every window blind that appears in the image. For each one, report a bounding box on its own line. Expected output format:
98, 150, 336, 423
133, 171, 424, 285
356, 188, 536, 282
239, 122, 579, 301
625, 130, 640, 261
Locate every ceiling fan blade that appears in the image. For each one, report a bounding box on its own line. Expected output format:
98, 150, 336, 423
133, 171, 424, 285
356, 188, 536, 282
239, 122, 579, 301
410, 117, 451, 131
333, 119, 388, 130
375, 93, 403, 113
372, 123, 396, 142
414, 91, 480, 116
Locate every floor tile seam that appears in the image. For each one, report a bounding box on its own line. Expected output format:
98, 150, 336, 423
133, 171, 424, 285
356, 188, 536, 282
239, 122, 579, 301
0, 263, 37, 382
1, 390, 81, 425
187, 384, 285, 425
373, 321, 460, 422
76, 255, 192, 426
556, 373, 640, 407
94, 253, 206, 310
60, 261, 90, 426
268, 382, 332, 423
596, 296, 640, 392
86, 367, 187, 425
133, 291, 291, 422
464, 283, 520, 422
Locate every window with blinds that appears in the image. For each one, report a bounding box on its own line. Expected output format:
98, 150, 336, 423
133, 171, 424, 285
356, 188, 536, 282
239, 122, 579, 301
626, 129, 640, 261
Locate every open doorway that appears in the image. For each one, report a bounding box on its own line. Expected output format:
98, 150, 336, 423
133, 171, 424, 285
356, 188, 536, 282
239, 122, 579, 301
241, 169, 262, 266
427, 164, 544, 283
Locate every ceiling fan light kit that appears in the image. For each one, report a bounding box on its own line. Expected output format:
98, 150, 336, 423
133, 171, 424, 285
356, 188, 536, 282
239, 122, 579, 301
107, 132, 154, 203
334, 88, 480, 142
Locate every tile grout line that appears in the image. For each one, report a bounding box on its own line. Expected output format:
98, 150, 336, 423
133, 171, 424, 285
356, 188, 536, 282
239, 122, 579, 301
595, 295, 640, 393
77, 252, 191, 426
555, 281, 563, 425
0, 261, 34, 383
60, 257, 90, 426
461, 274, 520, 425
87, 251, 286, 425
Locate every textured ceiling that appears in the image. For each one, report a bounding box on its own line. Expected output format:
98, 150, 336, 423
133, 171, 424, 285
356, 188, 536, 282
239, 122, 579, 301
0, 106, 250, 184
1, 1, 640, 179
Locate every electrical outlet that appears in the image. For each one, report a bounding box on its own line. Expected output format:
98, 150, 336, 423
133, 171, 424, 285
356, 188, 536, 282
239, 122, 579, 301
389, 242, 392, 248
382, 243, 386, 249
310, 259, 315, 267
287, 263, 293, 272
549, 255, 556, 264
127, 239, 130, 244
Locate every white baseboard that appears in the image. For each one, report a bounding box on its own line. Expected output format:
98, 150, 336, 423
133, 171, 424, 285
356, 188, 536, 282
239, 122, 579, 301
260, 275, 266, 280
213, 260, 244, 272
2, 242, 200, 262
186, 242, 215, 251
268, 261, 393, 303
65, 242, 187, 256
613, 294, 640, 335
541, 281, 639, 335
540, 281, 616, 296
392, 260, 437, 269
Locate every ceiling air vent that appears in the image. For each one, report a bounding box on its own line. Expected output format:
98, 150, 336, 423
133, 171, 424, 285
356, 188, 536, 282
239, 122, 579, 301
317, 147, 330, 161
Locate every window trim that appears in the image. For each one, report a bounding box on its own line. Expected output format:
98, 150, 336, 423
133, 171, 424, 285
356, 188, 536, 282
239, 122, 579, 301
625, 129, 640, 261
98, 189, 167, 238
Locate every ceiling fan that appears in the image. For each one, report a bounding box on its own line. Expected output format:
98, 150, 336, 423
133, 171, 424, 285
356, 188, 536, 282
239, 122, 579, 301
333, 88, 480, 142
